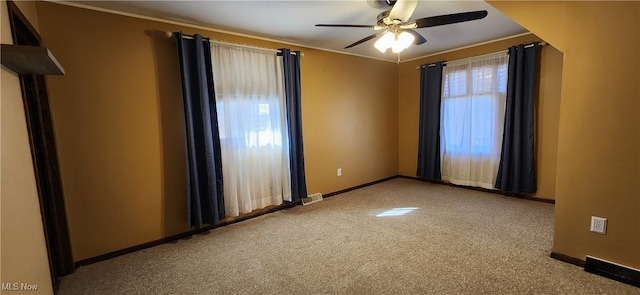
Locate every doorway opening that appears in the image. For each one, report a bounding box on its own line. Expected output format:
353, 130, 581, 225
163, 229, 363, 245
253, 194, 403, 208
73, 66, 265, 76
6, 0, 74, 291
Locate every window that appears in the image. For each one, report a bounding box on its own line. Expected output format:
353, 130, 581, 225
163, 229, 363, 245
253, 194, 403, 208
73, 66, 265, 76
211, 44, 291, 216
440, 52, 508, 189
216, 101, 284, 148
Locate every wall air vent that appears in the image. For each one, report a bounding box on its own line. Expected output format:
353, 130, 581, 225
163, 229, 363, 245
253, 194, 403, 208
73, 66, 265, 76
585, 256, 640, 287
301, 193, 323, 206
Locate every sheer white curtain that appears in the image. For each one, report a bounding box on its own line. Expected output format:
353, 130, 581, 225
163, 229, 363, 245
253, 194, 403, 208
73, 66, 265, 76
440, 52, 508, 189
210, 43, 291, 217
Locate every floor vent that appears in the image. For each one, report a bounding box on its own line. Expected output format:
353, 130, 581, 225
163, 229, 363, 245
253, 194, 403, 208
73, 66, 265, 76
301, 193, 323, 206
585, 256, 640, 288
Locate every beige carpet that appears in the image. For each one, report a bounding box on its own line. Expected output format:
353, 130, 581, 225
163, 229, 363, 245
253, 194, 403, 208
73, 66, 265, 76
58, 178, 639, 294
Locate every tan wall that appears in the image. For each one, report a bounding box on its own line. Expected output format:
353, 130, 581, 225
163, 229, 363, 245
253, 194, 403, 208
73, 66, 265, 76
35, 2, 398, 261
397, 34, 562, 200
489, 1, 640, 268
536, 45, 563, 199
302, 50, 398, 194
0, 1, 54, 294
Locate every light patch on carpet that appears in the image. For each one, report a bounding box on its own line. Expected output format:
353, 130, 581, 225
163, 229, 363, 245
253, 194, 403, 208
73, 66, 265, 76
373, 207, 419, 217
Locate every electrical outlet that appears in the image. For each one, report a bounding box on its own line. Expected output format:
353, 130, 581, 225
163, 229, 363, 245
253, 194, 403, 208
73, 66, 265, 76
337, 168, 342, 177
590, 216, 607, 234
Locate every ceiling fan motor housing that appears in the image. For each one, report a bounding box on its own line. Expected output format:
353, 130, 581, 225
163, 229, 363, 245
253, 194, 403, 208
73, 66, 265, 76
377, 11, 391, 26
367, 0, 396, 9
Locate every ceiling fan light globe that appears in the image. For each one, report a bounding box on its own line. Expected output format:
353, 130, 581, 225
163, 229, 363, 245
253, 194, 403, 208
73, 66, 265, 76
374, 31, 395, 53
381, 31, 395, 43
391, 42, 404, 53
373, 39, 390, 53
397, 31, 415, 48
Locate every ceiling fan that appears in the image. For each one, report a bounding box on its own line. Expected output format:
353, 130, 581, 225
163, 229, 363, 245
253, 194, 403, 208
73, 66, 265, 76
315, 0, 488, 53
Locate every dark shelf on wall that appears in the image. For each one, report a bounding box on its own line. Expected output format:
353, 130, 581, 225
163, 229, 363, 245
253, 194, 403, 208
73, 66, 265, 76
1, 44, 65, 75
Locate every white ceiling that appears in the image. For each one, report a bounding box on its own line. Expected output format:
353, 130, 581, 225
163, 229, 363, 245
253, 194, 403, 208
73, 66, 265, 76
69, 0, 527, 62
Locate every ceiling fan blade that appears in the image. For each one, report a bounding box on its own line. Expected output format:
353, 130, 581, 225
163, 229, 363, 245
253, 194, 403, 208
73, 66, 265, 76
387, 0, 418, 22
345, 32, 384, 49
405, 29, 427, 45
316, 24, 375, 28
414, 10, 488, 28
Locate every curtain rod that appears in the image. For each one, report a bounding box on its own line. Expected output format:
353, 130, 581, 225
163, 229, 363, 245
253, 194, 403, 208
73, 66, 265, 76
416, 41, 546, 70
167, 31, 303, 56
212, 39, 279, 53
